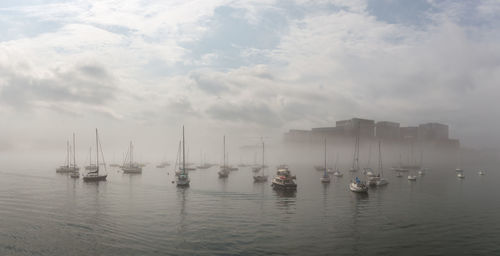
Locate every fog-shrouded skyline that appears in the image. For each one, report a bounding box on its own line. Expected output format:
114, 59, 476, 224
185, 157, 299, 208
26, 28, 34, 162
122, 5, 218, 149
1, 0, 500, 162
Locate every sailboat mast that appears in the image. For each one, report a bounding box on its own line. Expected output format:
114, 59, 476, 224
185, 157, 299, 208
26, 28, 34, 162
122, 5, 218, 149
73, 133, 76, 169
223, 135, 226, 168
130, 141, 133, 166
96, 129, 99, 173
378, 140, 382, 176
67, 140, 70, 167
182, 126, 185, 174
261, 140, 264, 175
324, 138, 327, 176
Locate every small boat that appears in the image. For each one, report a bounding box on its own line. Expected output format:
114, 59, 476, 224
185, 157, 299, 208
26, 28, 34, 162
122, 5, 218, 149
364, 168, 374, 177
349, 177, 368, 193
407, 174, 417, 181
314, 165, 325, 171
332, 170, 343, 177
70, 171, 80, 178
176, 126, 190, 187
83, 129, 107, 182
319, 139, 330, 183
121, 141, 142, 174
271, 165, 297, 190
252, 166, 261, 173
56, 134, 80, 173
478, 170, 485, 175
396, 172, 403, 177
457, 172, 465, 179
156, 162, 170, 168
455, 168, 463, 172
253, 141, 268, 182
418, 169, 425, 176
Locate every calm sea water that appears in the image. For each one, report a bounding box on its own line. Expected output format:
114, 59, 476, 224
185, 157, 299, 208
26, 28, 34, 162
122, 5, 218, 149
1, 162, 499, 255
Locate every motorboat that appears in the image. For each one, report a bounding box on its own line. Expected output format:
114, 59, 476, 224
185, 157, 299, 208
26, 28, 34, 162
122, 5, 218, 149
457, 172, 465, 179
349, 177, 368, 193
478, 170, 485, 175
271, 165, 297, 190
407, 175, 417, 181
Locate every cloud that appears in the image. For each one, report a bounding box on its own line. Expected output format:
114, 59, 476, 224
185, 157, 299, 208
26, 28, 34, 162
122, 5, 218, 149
0, 0, 500, 148
0, 59, 117, 110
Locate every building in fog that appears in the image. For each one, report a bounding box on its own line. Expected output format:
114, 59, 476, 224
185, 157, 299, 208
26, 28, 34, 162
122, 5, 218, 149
336, 118, 375, 138
284, 118, 459, 150
375, 121, 400, 140
418, 122, 449, 141
400, 126, 418, 141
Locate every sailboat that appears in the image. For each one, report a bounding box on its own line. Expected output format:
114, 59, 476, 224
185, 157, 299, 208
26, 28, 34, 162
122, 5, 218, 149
417, 147, 426, 175
349, 123, 360, 172
455, 148, 463, 172
218, 136, 230, 178
407, 172, 417, 181
253, 140, 268, 182
368, 141, 388, 186
330, 152, 343, 177
196, 151, 211, 169
85, 147, 98, 171
68, 133, 80, 178
176, 126, 190, 187
121, 141, 142, 173
320, 138, 331, 183
83, 129, 107, 182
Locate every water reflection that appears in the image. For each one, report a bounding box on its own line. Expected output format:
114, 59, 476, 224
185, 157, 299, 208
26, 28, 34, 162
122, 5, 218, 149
176, 187, 188, 233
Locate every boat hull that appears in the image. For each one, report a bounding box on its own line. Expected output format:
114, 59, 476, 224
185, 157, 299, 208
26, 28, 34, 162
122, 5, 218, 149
83, 174, 107, 182
349, 182, 368, 193
253, 176, 268, 182
271, 181, 297, 190
122, 167, 142, 174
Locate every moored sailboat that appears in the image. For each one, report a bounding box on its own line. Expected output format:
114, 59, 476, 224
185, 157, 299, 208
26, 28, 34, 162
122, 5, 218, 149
176, 126, 190, 187
253, 140, 268, 182
218, 136, 230, 178
320, 138, 331, 183
121, 141, 142, 174
83, 129, 107, 182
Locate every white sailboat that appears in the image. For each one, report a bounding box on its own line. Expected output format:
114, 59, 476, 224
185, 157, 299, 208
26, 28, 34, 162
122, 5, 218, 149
408, 173, 417, 181
320, 138, 331, 183
218, 136, 230, 178
253, 140, 268, 182
417, 148, 426, 176
69, 133, 80, 178
85, 147, 98, 171
83, 129, 107, 182
455, 148, 463, 172
368, 141, 388, 186
176, 126, 190, 187
331, 152, 343, 177
121, 141, 142, 174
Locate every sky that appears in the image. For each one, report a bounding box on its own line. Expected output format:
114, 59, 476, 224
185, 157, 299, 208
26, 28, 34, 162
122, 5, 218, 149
1, 0, 500, 161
